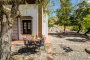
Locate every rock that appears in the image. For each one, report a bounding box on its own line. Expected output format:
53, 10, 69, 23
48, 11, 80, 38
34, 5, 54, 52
85, 48, 90, 54
11, 55, 32, 60
49, 25, 63, 33
11, 55, 24, 60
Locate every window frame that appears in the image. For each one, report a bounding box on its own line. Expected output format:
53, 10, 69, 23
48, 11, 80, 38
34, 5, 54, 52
0, 21, 1, 33
22, 20, 32, 34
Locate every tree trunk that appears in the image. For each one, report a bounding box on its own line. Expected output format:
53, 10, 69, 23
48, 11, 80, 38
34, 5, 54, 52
0, 29, 12, 60
77, 24, 81, 33
0, 14, 12, 60
0, 0, 19, 60
84, 28, 90, 35
64, 24, 66, 33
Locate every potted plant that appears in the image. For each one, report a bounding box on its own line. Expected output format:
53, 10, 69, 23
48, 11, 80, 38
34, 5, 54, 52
31, 33, 35, 39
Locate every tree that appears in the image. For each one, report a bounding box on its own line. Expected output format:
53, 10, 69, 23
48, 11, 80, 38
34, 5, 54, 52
83, 14, 90, 35
0, 0, 19, 60
73, 0, 89, 33
48, 16, 58, 27
0, 0, 49, 60
56, 0, 72, 32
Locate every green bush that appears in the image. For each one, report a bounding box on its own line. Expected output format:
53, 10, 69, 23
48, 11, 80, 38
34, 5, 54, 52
71, 26, 78, 31
48, 24, 54, 27
48, 17, 55, 27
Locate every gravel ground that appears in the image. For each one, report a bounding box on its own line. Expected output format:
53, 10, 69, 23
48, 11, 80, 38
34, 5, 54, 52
50, 32, 90, 60
11, 44, 49, 60
11, 32, 90, 60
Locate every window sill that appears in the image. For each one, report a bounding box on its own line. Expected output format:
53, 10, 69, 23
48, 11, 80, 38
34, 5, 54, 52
22, 34, 31, 36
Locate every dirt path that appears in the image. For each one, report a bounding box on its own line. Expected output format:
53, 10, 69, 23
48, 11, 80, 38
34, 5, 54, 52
50, 32, 90, 60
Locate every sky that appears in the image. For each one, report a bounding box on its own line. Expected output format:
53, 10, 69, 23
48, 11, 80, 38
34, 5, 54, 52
49, 0, 90, 17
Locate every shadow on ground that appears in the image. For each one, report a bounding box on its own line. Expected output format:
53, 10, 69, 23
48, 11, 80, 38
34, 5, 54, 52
49, 31, 90, 41
66, 38, 86, 42
11, 47, 39, 56
60, 45, 73, 53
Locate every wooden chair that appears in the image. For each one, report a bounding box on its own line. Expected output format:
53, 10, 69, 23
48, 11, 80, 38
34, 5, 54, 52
23, 35, 46, 51
35, 35, 46, 51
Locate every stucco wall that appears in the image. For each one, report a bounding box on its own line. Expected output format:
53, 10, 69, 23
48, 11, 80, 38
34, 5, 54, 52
19, 5, 38, 40
12, 4, 48, 40
42, 14, 48, 38
42, 8, 48, 38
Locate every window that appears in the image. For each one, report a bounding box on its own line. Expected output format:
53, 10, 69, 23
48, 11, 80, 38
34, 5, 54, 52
22, 20, 32, 34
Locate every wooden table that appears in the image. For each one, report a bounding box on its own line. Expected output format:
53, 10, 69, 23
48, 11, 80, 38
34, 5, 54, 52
24, 38, 42, 51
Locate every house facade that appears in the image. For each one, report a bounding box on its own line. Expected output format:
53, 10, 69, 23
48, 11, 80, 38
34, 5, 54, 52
12, 1, 48, 40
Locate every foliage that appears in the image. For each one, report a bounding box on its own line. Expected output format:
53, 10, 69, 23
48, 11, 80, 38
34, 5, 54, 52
48, 17, 58, 27
35, 0, 50, 14
71, 26, 78, 31
69, 16, 78, 26
55, 0, 72, 32
83, 14, 90, 29
56, 0, 72, 26
31, 33, 35, 38
70, 0, 90, 33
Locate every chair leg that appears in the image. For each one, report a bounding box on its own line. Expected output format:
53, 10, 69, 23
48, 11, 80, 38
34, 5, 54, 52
26, 44, 28, 48
33, 45, 36, 52
41, 40, 46, 51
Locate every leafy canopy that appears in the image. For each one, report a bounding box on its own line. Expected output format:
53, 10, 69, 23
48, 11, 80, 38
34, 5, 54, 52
56, 0, 72, 26
83, 14, 90, 29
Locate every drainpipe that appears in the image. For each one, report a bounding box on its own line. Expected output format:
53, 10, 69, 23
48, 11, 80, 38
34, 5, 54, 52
17, 17, 19, 40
